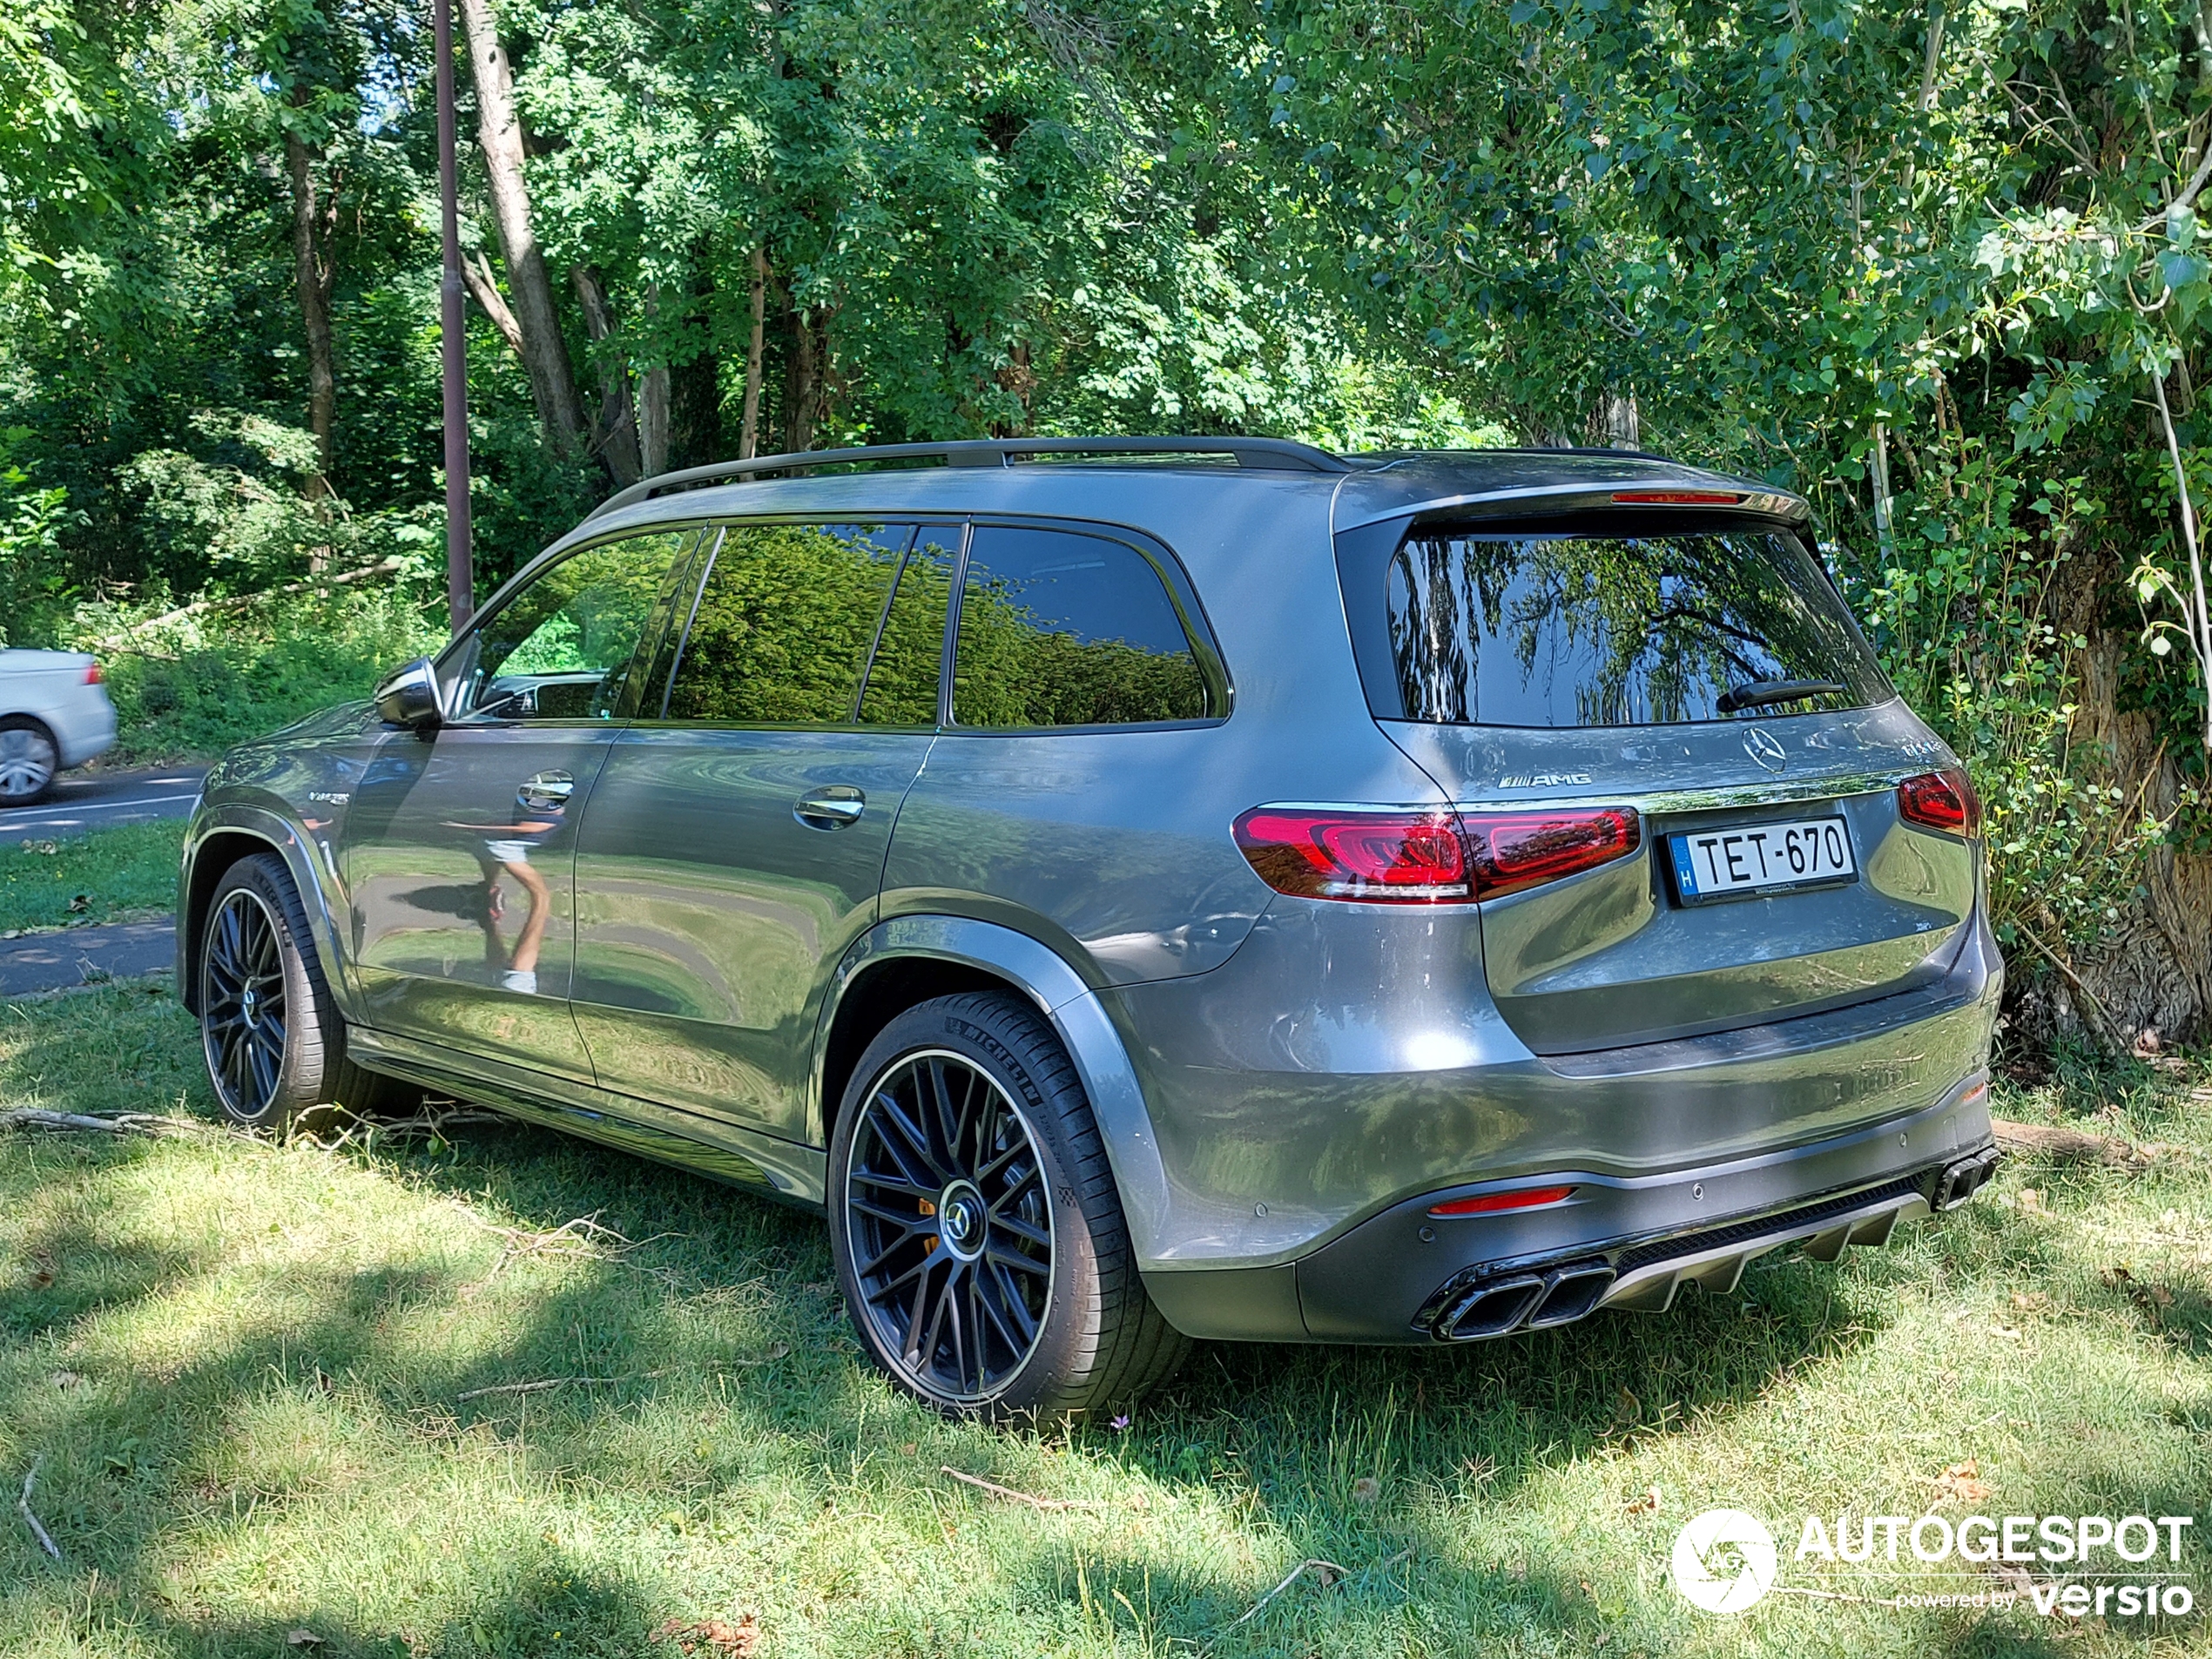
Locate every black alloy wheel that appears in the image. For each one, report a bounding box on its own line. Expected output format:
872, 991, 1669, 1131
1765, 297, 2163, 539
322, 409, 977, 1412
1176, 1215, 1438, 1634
201, 885, 289, 1120
841, 1049, 1054, 1403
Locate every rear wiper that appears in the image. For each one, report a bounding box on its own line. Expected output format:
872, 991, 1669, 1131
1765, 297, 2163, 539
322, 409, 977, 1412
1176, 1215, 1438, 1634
1716, 678, 1847, 714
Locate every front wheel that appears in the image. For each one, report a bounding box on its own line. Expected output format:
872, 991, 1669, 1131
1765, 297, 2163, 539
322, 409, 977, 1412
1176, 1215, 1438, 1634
199, 853, 414, 1132
828, 992, 1188, 1423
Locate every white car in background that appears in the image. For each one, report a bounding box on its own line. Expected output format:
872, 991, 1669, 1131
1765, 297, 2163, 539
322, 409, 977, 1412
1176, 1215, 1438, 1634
0, 651, 117, 805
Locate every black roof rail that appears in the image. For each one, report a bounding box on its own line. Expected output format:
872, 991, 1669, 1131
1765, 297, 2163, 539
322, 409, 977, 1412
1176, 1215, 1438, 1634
588, 435, 1352, 520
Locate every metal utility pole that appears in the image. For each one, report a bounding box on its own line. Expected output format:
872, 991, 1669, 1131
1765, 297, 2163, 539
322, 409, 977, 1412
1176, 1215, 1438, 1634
435, 0, 473, 630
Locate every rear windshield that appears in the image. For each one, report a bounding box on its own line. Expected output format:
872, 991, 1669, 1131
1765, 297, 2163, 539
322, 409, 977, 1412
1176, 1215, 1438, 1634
1385, 524, 1889, 726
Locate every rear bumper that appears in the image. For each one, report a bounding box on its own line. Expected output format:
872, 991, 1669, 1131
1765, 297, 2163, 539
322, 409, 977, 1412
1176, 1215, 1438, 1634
1142, 1070, 1998, 1342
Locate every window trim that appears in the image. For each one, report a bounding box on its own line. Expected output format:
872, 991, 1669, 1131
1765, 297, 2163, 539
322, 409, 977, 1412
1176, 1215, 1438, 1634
943, 514, 1233, 735
434, 523, 712, 726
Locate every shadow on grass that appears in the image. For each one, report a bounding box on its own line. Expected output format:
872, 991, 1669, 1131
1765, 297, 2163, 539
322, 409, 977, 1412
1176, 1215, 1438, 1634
4, 993, 2207, 1656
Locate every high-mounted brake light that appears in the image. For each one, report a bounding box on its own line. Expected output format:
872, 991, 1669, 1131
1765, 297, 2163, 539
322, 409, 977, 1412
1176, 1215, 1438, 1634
1233, 808, 1470, 902
83, 662, 104, 685
1234, 806, 1641, 903
1608, 489, 1743, 505
1897, 767, 1981, 837
1461, 808, 1641, 900
1428, 1184, 1577, 1218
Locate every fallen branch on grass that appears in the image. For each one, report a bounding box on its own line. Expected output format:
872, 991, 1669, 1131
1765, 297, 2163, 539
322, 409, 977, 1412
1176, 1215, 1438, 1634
0, 1108, 197, 1136
1213, 1547, 1410, 1640
17, 1456, 60, 1562
1991, 1117, 2184, 1167
939, 1466, 1112, 1512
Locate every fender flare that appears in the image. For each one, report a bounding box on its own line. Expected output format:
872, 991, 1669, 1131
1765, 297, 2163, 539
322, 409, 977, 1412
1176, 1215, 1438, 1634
177, 804, 353, 1018
819, 915, 1175, 1265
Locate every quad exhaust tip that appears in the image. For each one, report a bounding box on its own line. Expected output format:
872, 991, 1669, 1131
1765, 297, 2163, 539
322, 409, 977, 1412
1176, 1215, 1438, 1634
1420, 1147, 2002, 1343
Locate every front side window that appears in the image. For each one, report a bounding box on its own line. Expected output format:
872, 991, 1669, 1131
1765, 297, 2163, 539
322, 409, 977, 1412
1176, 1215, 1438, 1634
951, 525, 1211, 728
455, 529, 696, 721
1386, 525, 1891, 727
663, 522, 913, 725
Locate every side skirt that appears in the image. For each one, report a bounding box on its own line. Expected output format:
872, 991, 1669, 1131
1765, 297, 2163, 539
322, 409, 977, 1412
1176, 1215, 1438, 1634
346, 1026, 829, 1207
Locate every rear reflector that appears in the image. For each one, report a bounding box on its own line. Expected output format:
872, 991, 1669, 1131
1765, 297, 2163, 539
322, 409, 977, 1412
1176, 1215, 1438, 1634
1462, 808, 1641, 900
1429, 1184, 1577, 1218
83, 663, 104, 685
1233, 808, 1470, 902
1897, 767, 1981, 836
1608, 489, 1742, 505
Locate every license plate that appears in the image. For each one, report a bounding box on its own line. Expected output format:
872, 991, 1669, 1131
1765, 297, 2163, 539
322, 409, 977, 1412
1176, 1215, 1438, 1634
1669, 816, 1857, 904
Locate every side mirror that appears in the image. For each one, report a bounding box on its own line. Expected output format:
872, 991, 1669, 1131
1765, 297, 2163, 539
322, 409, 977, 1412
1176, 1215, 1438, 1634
374, 658, 443, 731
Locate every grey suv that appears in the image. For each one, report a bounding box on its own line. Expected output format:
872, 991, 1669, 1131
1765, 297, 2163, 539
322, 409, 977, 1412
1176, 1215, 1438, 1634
179, 437, 2001, 1420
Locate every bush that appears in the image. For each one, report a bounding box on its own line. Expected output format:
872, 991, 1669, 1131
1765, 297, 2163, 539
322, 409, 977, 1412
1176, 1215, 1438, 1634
82, 584, 447, 762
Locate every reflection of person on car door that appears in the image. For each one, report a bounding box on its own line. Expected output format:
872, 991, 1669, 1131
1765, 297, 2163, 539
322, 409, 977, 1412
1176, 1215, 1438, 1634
444, 771, 570, 995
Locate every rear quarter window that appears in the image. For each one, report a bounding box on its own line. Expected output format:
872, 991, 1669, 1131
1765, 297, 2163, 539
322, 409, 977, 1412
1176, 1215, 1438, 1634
1384, 523, 1890, 726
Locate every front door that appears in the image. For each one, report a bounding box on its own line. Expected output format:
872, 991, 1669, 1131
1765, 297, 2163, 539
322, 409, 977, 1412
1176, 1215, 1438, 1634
570, 519, 955, 1138
340, 528, 698, 1076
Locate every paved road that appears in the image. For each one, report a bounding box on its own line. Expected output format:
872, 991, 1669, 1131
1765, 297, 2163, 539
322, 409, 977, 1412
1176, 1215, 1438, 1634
0, 919, 175, 996
0, 765, 206, 838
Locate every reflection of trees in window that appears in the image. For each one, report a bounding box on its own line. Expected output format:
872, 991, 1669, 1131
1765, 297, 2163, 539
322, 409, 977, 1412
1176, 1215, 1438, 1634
952, 531, 1209, 728
668, 523, 909, 725
859, 530, 955, 725
1388, 530, 1885, 726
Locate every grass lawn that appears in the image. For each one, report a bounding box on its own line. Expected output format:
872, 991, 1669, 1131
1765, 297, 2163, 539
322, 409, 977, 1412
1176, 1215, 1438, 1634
0, 820, 186, 934
2, 981, 2208, 1658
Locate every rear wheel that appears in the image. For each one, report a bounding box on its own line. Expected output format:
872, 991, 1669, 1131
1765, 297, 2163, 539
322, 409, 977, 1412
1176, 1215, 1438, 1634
0, 718, 57, 806
199, 853, 415, 1132
828, 991, 1188, 1422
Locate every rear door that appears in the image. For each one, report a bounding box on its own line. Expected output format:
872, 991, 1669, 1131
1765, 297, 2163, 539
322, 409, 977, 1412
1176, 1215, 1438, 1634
1341, 511, 1975, 1054
567, 519, 954, 1139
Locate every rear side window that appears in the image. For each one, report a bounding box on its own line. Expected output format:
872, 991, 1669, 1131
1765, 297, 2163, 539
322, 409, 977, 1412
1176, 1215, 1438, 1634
663, 522, 912, 725
1386, 525, 1889, 726
952, 525, 1212, 728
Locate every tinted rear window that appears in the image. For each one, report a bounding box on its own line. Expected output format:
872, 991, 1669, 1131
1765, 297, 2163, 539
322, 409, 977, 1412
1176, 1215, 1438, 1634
1386, 526, 1889, 726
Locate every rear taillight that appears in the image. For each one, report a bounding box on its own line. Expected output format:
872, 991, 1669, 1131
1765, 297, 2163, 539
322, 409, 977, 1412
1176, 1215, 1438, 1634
1428, 1184, 1577, 1218
83, 663, 104, 685
1234, 805, 1641, 903
1233, 808, 1470, 902
1897, 768, 1981, 836
1461, 808, 1641, 900
1608, 489, 1743, 505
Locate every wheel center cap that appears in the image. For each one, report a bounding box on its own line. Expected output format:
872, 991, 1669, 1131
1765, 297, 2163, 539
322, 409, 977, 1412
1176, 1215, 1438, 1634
938, 1181, 986, 1259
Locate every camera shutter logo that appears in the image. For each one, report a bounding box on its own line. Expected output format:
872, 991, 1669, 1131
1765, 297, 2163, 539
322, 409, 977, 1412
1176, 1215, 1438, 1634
1671, 1509, 1778, 1613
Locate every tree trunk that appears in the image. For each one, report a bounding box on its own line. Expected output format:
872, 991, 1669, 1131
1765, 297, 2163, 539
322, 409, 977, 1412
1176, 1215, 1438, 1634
283, 128, 337, 572
741, 243, 768, 459
783, 301, 824, 455
460, 249, 526, 358
456, 0, 587, 454
1602, 388, 1639, 450
639, 366, 670, 477
570, 266, 642, 486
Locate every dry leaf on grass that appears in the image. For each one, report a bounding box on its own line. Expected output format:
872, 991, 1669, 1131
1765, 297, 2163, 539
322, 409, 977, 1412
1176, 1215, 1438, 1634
1624, 1484, 1661, 1516
652, 1614, 761, 1656
1611, 1386, 1641, 1425
1352, 1476, 1380, 1504
285, 1632, 323, 1649
1932, 1459, 1992, 1504
2102, 1265, 2175, 1314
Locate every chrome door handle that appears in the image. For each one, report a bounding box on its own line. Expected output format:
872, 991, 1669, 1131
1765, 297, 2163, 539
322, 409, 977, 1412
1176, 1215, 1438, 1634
793, 785, 866, 829
518, 771, 575, 811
